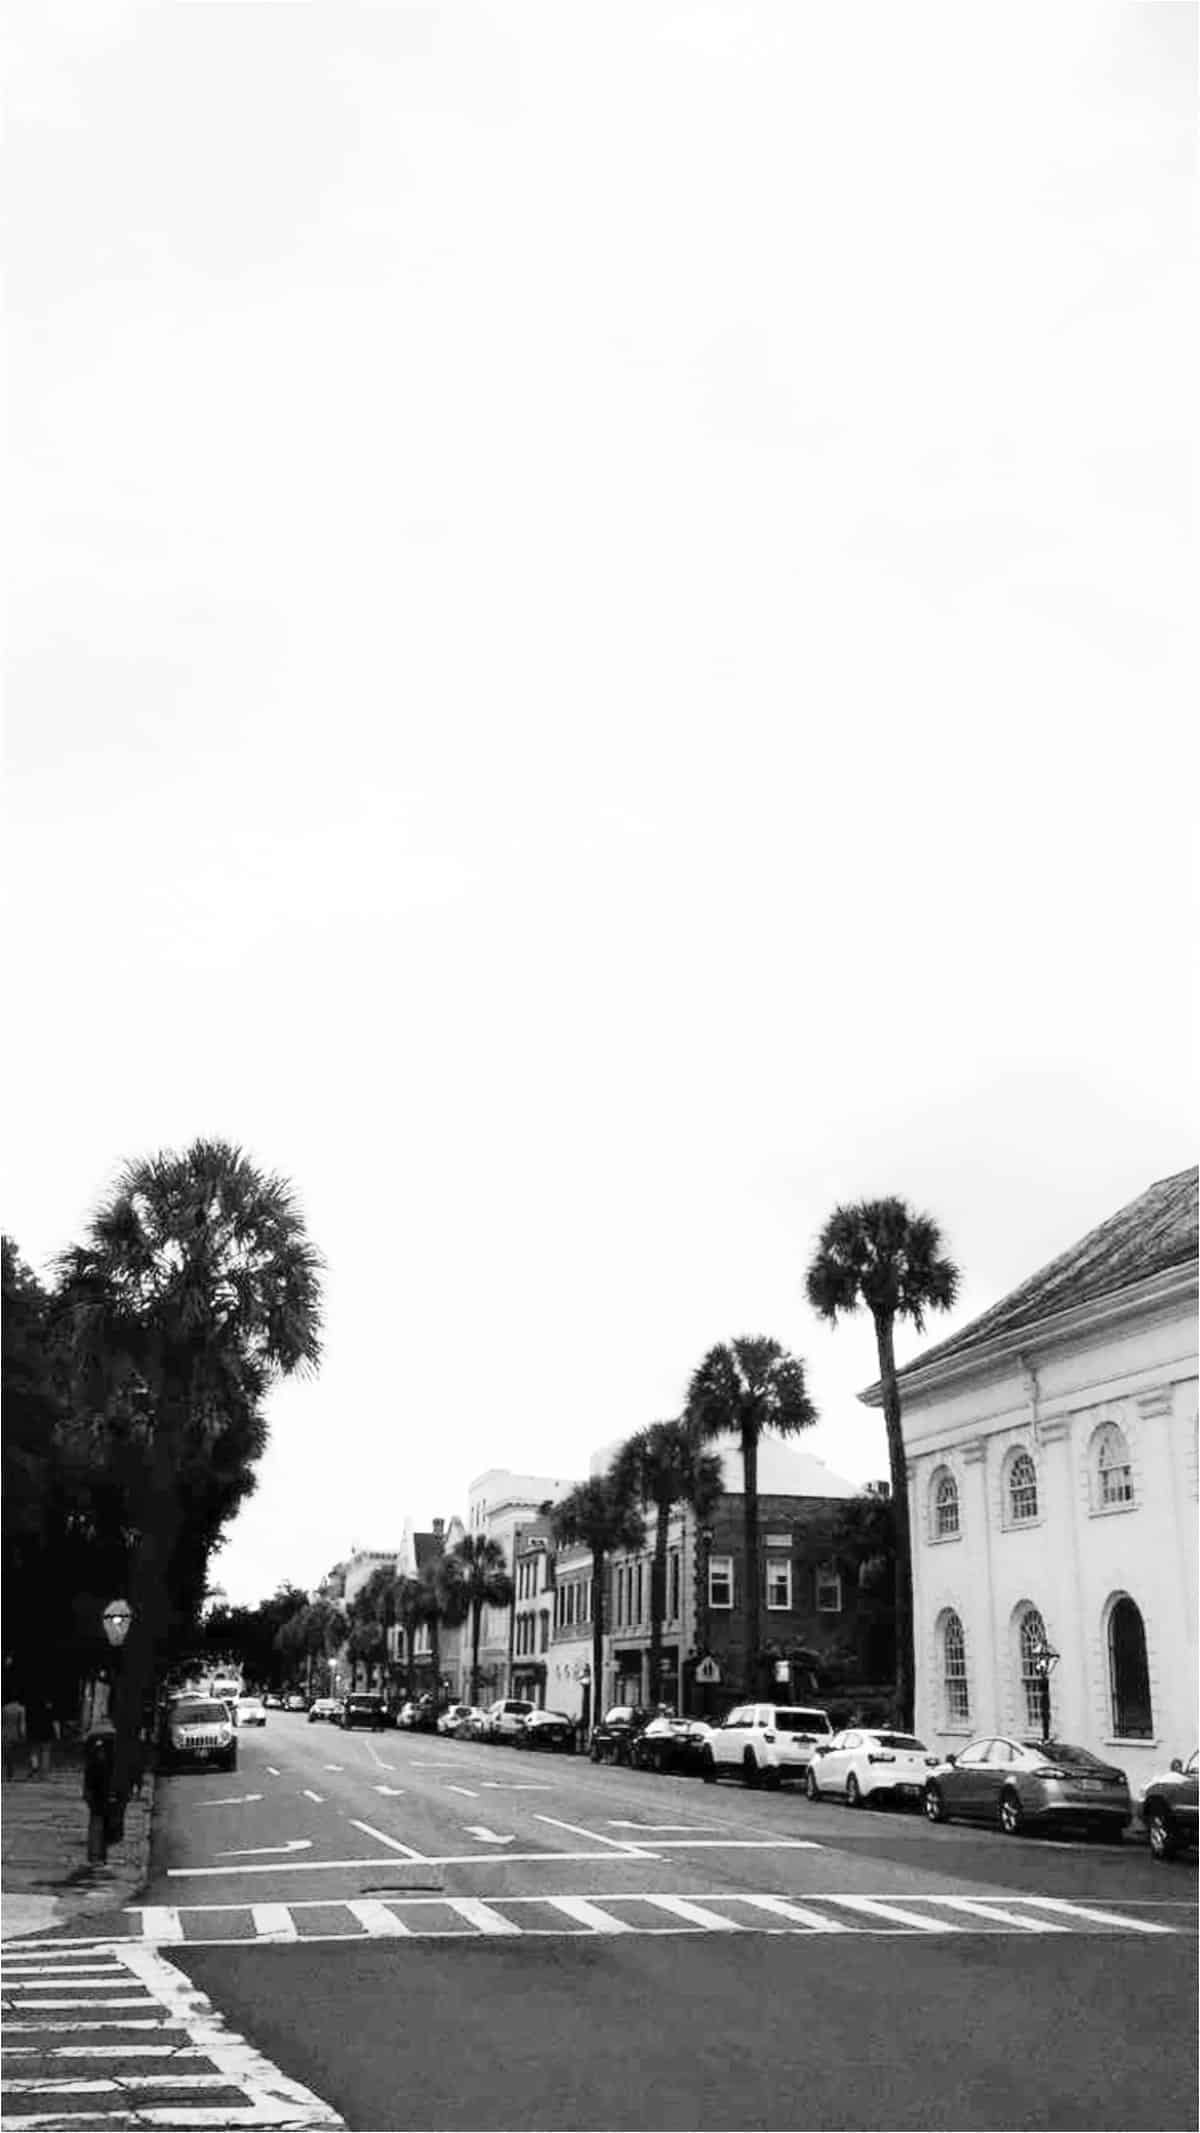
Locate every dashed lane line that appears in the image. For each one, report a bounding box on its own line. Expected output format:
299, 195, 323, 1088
300, 1789, 324, 1803
346, 1818, 427, 1861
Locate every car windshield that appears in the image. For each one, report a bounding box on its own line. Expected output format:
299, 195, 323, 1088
1036, 1743, 1108, 1770
175, 1701, 227, 1724
775, 1712, 829, 1734
604, 1709, 634, 1724
873, 1734, 926, 1752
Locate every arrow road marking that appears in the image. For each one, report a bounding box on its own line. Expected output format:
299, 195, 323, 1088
196, 1795, 264, 1809
464, 1826, 514, 1845
216, 1840, 313, 1860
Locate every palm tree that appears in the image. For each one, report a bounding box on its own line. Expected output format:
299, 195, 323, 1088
56, 1139, 323, 1798
686, 1337, 817, 1699
392, 1575, 430, 1699
612, 1420, 723, 1712
805, 1196, 960, 1729
447, 1535, 514, 1706
551, 1475, 646, 1740
419, 1552, 466, 1707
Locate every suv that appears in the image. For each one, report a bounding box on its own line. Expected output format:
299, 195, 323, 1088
341, 1694, 388, 1732
485, 1698, 535, 1741
703, 1703, 833, 1788
1141, 1751, 1198, 1860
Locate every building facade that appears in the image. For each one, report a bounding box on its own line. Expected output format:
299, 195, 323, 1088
866, 1166, 1198, 1786
466, 1468, 579, 1700
510, 1519, 556, 1704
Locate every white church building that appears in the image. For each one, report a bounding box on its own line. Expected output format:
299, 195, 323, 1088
862, 1166, 1198, 1788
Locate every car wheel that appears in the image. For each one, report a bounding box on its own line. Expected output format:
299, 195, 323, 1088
805, 1765, 821, 1803
701, 1749, 717, 1784
742, 1751, 760, 1789
924, 1782, 948, 1824
845, 1772, 862, 1809
1147, 1804, 1179, 1861
999, 1788, 1024, 1837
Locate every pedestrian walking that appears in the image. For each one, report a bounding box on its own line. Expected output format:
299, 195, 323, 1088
26, 1695, 58, 1779
2, 1689, 27, 1781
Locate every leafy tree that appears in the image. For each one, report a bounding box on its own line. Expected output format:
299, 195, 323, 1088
612, 1420, 723, 1709
56, 1141, 323, 1794
420, 1553, 466, 1704
445, 1536, 513, 1707
551, 1475, 646, 1737
686, 1337, 817, 1696
805, 1197, 960, 1728
831, 1491, 897, 1686
391, 1576, 429, 1698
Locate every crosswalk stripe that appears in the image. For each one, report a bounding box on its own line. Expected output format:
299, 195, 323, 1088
936, 1897, 1069, 1932
739, 1895, 852, 1931
644, 1896, 743, 1931
444, 1899, 521, 1936
346, 1901, 412, 1937
138, 1907, 184, 1942
1018, 1897, 1174, 1934
823, 1896, 960, 1932
545, 1897, 634, 1934
251, 1905, 298, 1941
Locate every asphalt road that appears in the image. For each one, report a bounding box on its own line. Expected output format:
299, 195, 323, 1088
11, 1715, 1197, 2130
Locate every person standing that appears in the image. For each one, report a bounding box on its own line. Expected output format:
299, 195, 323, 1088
2, 1690, 27, 1782
26, 1696, 57, 1779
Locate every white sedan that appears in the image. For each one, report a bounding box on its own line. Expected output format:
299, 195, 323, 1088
234, 1696, 267, 1728
806, 1727, 938, 1808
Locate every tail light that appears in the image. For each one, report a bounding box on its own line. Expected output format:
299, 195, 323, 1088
868, 1751, 896, 1764
1029, 1765, 1061, 1780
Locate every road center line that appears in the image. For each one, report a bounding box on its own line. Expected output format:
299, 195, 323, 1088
446, 1785, 479, 1798
347, 1819, 428, 1861
534, 1814, 658, 1857
301, 1789, 324, 1803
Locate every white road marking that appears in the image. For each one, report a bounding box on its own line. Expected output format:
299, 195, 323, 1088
534, 1814, 658, 1856
446, 1784, 479, 1798
644, 1839, 820, 1851
216, 1840, 312, 1859
824, 1896, 960, 1932
1018, 1896, 1173, 1934
366, 1744, 394, 1769
347, 1819, 427, 1860
266, 1765, 282, 1776
136, 1909, 184, 1942
323, 1765, 345, 1772
463, 1826, 514, 1844
165, 1848, 712, 1875
644, 1895, 743, 1931
445, 1899, 520, 1937
739, 1895, 851, 1931
607, 1821, 717, 1833
480, 1781, 550, 1791
937, 1896, 1069, 1932
250, 1905, 298, 1941
301, 1789, 324, 1803
4, 1999, 155, 2012
373, 1784, 405, 1797
196, 1793, 265, 1808
6, 2045, 206, 2059
346, 1901, 412, 1938
116, 1943, 344, 2123
546, 1897, 633, 1934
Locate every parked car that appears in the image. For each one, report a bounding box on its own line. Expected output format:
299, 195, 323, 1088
590, 1706, 650, 1766
160, 1696, 237, 1772
234, 1695, 267, 1729
805, 1728, 938, 1807
485, 1698, 536, 1741
924, 1736, 1132, 1839
631, 1715, 714, 1775
307, 1697, 342, 1724
437, 1703, 474, 1737
516, 1709, 576, 1754
341, 1694, 389, 1732
285, 1693, 308, 1713
1140, 1750, 1198, 1861
702, 1704, 833, 1788
460, 1707, 492, 1740
263, 1693, 284, 1710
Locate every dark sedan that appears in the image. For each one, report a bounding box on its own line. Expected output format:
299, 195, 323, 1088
631, 1717, 714, 1775
1141, 1751, 1198, 1860
516, 1709, 577, 1754
341, 1695, 389, 1732
924, 1735, 1131, 1839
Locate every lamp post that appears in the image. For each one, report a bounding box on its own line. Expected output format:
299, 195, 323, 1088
1027, 1630, 1060, 1742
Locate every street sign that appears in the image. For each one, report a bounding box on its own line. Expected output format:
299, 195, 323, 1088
102, 1600, 133, 1648
774, 1660, 790, 1684
693, 1656, 722, 1685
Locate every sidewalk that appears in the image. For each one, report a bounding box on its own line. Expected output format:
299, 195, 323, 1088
1, 1751, 156, 1941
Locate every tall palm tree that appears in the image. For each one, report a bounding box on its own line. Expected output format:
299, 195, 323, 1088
612, 1420, 724, 1711
551, 1475, 646, 1739
419, 1552, 466, 1707
686, 1337, 817, 1699
805, 1196, 960, 1729
447, 1535, 514, 1706
392, 1575, 428, 1699
57, 1139, 323, 1801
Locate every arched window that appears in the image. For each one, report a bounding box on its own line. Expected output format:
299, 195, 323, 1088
1007, 1451, 1039, 1524
1095, 1424, 1134, 1509
941, 1611, 969, 1724
932, 1469, 960, 1539
1018, 1607, 1049, 1733
1108, 1597, 1153, 1738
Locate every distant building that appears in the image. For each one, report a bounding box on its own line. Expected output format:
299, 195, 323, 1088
510, 1518, 556, 1705
466, 1469, 579, 1700
864, 1166, 1198, 1781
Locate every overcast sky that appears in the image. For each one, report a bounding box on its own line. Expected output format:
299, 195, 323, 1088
7, 2, 1194, 1608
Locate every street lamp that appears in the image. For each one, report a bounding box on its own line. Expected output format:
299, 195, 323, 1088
1026, 1630, 1060, 1742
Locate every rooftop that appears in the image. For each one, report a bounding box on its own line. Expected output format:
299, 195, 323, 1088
862, 1164, 1197, 1399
